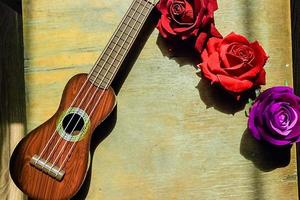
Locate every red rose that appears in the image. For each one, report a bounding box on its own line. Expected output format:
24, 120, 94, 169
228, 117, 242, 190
156, 0, 221, 53
198, 32, 268, 99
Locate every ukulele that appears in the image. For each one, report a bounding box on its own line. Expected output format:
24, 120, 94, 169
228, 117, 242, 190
10, 0, 157, 199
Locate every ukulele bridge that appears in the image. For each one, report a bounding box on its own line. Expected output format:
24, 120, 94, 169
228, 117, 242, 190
30, 154, 65, 181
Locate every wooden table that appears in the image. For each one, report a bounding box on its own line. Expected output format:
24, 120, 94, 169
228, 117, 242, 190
20, 0, 297, 199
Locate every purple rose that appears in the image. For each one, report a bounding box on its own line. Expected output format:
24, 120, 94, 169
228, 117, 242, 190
248, 86, 300, 146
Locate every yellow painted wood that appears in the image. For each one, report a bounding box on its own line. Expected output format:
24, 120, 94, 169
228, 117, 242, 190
22, 0, 297, 199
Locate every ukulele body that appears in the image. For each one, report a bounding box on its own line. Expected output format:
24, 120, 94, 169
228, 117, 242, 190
10, 73, 116, 200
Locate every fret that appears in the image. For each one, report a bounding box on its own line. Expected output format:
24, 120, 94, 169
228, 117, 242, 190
132, 0, 152, 10
96, 71, 113, 77
99, 55, 115, 66
128, 10, 146, 19
119, 24, 138, 36
102, 52, 120, 61
123, 21, 140, 31
131, 9, 147, 18
105, 45, 126, 57
104, 47, 120, 55
124, 23, 138, 32
127, 9, 145, 19
90, 73, 113, 84
97, 52, 123, 70
93, 64, 110, 73
104, 51, 123, 63
124, 14, 144, 24
88, 0, 154, 89
124, 26, 134, 36
111, 37, 130, 48
106, 45, 127, 57
123, 15, 142, 25
115, 30, 134, 40
114, 42, 130, 51
94, 56, 120, 72
93, 77, 111, 87
97, 70, 114, 79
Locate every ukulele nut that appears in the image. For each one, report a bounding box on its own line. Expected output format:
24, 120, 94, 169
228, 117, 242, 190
30, 154, 65, 181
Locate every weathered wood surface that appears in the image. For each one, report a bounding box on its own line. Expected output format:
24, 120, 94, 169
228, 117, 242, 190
0, 2, 25, 200
22, 0, 297, 199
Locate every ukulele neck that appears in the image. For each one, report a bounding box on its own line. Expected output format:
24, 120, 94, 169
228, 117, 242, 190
88, 0, 155, 89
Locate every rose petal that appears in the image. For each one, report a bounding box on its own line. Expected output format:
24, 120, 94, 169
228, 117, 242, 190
253, 69, 266, 86
207, 0, 218, 13
221, 32, 250, 46
265, 104, 291, 135
181, 0, 194, 23
160, 15, 177, 35
237, 65, 263, 81
198, 62, 219, 83
259, 128, 292, 145
249, 41, 268, 67
207, 52, 229, 75
217, 74, 253, 93
286, 124, 300, 140
195, 32, 208, 54
157, 20, 169, 38
210, 23, 222, 38
157, 0, 169, 15
256, 86, 293, 102
275, 93, 300, 107
201, 49, 209, 61
266, 103, 290, 132
225, 58, 251, 76
270, 121, 292, 136
206, 37, 222, 54
219, 44, 236, 68
248, 103, 262, 140
286, 106, 298, 130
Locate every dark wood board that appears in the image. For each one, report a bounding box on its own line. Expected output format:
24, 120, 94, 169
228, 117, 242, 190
0, 1, 25, 199
291, 0, 300, 198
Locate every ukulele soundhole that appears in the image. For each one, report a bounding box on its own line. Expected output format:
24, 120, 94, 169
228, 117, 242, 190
57, 107, 90, 142
62, 113, 84, 134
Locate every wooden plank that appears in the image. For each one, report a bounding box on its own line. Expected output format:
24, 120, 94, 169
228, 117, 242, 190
0, 2, 25, 200
22, 0, 297, 199
291, 0, 300, 197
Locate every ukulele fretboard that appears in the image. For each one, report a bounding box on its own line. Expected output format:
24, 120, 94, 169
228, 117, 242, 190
88, 0, 154, 89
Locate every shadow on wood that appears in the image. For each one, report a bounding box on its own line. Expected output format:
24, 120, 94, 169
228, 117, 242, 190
155, 34, 199, 68
240, 128, 291, 172
196, 77, 256, 115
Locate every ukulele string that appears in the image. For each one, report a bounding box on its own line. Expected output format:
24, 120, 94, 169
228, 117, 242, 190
48, 0, 151, 171
57, 0, 155, 173
54, 0, 151, 170
36, 0, 139, 167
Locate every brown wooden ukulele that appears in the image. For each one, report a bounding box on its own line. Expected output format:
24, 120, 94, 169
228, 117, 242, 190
10, 0, 156, 199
